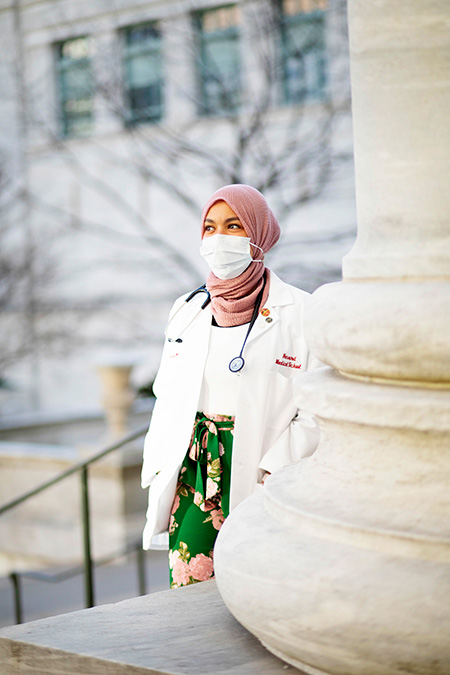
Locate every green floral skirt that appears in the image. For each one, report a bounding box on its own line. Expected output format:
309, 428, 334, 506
168, 412, 235, 588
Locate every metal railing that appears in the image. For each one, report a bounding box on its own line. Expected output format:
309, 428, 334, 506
0, 423, 149, 624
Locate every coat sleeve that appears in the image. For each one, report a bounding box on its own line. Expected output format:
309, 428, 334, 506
151, 294, 187, 399
141, 294, 187, 488
257, 408, 319, 474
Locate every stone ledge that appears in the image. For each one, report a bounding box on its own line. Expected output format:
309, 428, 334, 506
0, 580, 298, 674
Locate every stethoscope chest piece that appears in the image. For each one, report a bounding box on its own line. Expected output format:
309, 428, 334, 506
229, 356, 245, 373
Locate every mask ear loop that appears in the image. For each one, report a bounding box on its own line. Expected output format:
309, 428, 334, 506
250, 242, 265, 263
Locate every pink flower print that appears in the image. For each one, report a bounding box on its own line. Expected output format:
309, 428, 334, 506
218, 442, 225, 456
172, 558, 191, 587
171, 494, 180, 515
169, 515, 176, 534
194, 491, 204, 508
204, 420, 218, 435
180, 466, 187, 475
189, 441, 199, 461
211, 508, 225, 531
189, 554, 214, 582
206, 477, 218, 499
169, 549, 180, 569
203, 499, 216, 512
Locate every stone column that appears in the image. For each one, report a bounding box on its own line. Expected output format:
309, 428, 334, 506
214, 1, 450, 674
97, 364, 134, 440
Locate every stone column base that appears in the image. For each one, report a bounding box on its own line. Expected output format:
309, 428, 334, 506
215, 368, 450, 674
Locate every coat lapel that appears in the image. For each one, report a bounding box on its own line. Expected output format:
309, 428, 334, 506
246, 271, 294, 345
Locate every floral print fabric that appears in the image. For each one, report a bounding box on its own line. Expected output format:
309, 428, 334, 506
169, 412, 234, 588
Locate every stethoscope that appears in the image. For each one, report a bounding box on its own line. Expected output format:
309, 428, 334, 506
165, 284, 211, 343
165, 277, 267, 373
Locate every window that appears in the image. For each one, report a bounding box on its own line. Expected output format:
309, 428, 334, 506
279, 0, 328, 104
123, 23, 163, 125
56, 37, 93, 137
196, 5, 241, 116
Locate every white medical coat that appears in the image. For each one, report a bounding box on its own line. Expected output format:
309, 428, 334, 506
141, 272, 321, 549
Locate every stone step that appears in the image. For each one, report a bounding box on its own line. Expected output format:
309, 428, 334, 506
0, 580, 300, 674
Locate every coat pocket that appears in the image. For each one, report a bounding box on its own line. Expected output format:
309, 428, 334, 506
265, 369, 298, 432
271, 355, 303, 378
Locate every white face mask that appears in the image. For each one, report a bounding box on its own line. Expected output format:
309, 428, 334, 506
200, 234, 264, 280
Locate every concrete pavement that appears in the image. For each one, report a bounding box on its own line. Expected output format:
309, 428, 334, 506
0, 580, 298, 674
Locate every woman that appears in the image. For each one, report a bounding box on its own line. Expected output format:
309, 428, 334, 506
141, 184, 321, 588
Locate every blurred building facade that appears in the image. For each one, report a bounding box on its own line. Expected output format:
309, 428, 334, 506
0, 0, 355, 416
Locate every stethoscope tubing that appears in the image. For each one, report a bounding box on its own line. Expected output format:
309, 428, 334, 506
165, 284, 211, 343
186, 284, 211, 310
165, 276, 266, 373
228, 277, 266, 373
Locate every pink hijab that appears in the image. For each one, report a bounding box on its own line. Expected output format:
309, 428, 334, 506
201, 184, 280, 327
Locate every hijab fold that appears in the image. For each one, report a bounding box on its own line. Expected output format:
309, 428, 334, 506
201, 185, 280, 327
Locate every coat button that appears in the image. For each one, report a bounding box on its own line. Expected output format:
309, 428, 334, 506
265, 317, 273, 323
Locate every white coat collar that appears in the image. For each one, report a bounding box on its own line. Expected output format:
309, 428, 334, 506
266, 271, 295, 307
246, 271, 293, 343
